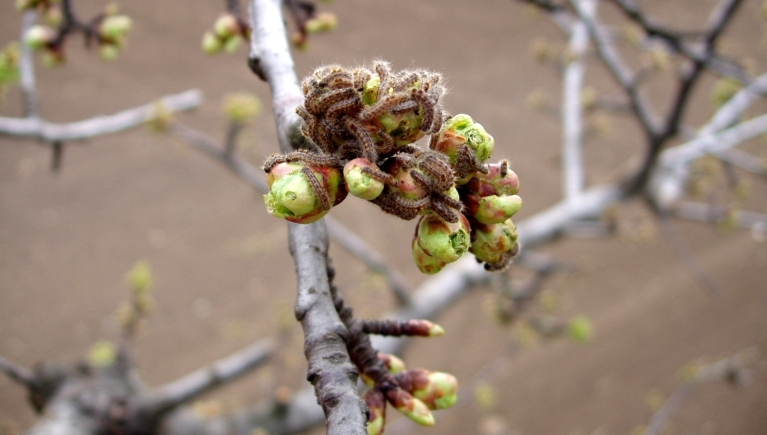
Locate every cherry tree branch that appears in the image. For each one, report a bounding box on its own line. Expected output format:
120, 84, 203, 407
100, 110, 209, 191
561, 0, 595, 201
0, 355, 36, 389
0, 90, 202, 143
20, 10, 39, 117
140, 339, 273, 419
247, 0, 367, 434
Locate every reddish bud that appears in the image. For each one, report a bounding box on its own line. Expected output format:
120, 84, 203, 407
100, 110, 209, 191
471, 220, 520, 271
395, 369, 458, 410
344, 158, 385, 200
264, 162, 345, 224
414, 214, 471, 263
384, 386, 434, 426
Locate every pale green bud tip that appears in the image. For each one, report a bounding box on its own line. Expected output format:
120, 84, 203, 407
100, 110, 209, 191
202, 32, 222, 54
24, 25, 56, 50
567, 315, 593, 344
101, 15, 132, 40
214, 14, 240, 39
99, 44, 119, 62
344, 158, 384, 200
399, 397, 434, 426
223, 92, 262, 123
224, 36, 242, 54
428, 323, 445, 337
366, 415, 385, 435
264, 171, 318, 220
305, 12, 338, 33
127, 260, 153, 293
379, 352, 407, 374
88, 340, 117, 367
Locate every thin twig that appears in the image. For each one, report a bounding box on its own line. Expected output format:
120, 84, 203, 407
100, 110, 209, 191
20, 10, 39, 118
674, 202, 767, 229
141, 339, 273, 418
0, 90, 203, 142
0, 355, 36, 389
658, 213, 720, 296
646, 352, 753, 435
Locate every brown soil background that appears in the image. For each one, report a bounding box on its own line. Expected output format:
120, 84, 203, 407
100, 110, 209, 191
1, 1, 767, 434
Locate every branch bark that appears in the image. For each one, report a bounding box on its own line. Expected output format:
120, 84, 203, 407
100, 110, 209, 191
0, 90, 203, 142
247, 0, 367, 433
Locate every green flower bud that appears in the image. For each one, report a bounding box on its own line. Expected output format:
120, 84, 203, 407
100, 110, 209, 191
305, 12, 338, 33
471, 220, 519, 269
201, 31, 223, 54
214, 14, 240, 39
414, 214, 471, 264
365, 388, 387, 435
222, 92, 261, 124
378, 352, 406, 374
263, 162, 344, 224
24, 25, 56, 50
344, 158, 385, 200
464, 194, 522, 225
100, 15, 132, 42
464, 160, 520, 197
362, 75, 427, 147
385, 386, 434, 427
431, 114, 495, 163
567, 315, 593, 344
99, 44, 119, 62
402, 370, 458, 411
223, 35, 242, 54
412, 239, 446, 275
363, 76, 380, 106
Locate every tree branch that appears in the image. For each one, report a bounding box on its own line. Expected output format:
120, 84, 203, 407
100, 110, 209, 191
247, 1, 367, 434
19, 10, 39, 118
561, 0, 595, 201
0, 355, 36, 389
0, 90, 203, 143
140, 339, 273, 419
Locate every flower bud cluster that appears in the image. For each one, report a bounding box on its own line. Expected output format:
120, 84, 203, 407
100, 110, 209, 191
263, 63, 522, 273
364, 354, 459, 435
263, 159, 346, 224
202, 14, 248, 55
15, 0, 57, 11
21, 5, 133, 65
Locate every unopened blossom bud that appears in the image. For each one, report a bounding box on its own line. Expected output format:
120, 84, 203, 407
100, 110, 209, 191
99, 44, 119, 61
431, 114, 495, 164
383, 158, 428, 203
201, 31, 223, 54
384, 386, 434, 426
414, 214, 471, 264
464, 194, 523, 225
100, 15, 132, 44
471, 219, 519, 268
263, 162, 344, 224
344, 158, 385, 200
412, 239, 446, 275
223, 35, 242, 54
378, 353, 406, 374
305, 12, 338, 33
365, 388, 386, 435
395, 369, 458, 410
222, 92, 261, 123
24, 25, 56, 50
214, 14, 240, 39
468, 160, 520, 197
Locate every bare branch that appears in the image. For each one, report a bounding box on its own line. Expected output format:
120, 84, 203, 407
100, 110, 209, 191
715, 149, 767, 178
568, 0, 661, 139
0, 355, 36, 389
141, 339, 272, 418
20, 10, 39, 118
0, 90, 203, 143
248, 0, 367, 433
561, 0, 595, 201
673, 202, 767, 230
646, 351, 755, 435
